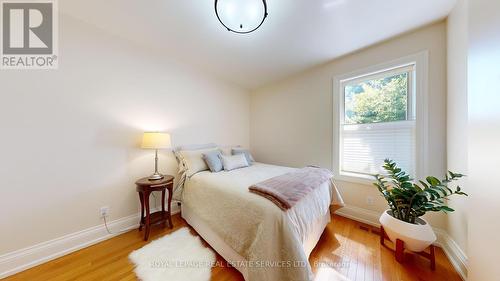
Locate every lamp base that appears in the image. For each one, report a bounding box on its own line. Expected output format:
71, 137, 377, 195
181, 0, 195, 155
148, 173, 164, 181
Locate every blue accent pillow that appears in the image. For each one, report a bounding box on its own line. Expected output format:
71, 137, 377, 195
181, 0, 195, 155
202, 150, 223, 172
232, 148, 254, 164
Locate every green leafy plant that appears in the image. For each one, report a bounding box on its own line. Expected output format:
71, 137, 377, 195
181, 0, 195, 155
374, 159, 468, 224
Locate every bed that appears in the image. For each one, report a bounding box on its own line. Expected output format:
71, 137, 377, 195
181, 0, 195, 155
179, 162, 344, 281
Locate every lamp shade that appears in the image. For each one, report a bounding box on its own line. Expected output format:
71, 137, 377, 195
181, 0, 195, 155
141, 132, 172, 149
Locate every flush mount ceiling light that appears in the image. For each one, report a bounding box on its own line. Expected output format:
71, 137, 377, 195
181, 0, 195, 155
215, 0, 268, 34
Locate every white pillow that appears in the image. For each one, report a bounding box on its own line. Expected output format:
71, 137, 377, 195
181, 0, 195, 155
220, 154, 249, 171
178, 148, 219, 177
218, 145, 240, 156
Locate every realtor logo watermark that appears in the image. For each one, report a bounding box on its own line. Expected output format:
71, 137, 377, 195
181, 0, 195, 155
1, 0, 58, 69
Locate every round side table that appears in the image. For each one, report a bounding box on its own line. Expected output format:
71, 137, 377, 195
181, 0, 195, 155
135, 175, 174, 241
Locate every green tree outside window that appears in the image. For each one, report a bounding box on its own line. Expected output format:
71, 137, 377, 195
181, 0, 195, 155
345, 73, 409, 124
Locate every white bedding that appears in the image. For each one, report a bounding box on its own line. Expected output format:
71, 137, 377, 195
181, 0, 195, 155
181, 163, 344, 281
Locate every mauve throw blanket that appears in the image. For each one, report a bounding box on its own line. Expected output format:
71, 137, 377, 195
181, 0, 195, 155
249, 166, 334, 210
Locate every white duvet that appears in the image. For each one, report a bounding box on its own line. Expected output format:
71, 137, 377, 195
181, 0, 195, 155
181, 163, 344, 281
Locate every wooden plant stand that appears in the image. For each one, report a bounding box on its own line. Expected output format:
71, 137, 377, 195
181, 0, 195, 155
380, 226, 436, 270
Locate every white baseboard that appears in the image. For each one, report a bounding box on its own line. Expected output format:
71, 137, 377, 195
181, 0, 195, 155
434, 228, 468, 280
335, 204, 381, 227
335, 204, 468, 280
0, 205, 180, 279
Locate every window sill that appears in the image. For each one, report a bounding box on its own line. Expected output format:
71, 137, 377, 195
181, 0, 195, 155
335, 172, 376, 186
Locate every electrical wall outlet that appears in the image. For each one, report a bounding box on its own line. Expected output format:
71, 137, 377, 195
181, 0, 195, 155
100, 206, 110, 218
366, 196, 375, 205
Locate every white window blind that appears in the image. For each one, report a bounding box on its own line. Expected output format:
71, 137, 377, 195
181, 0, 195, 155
341, 121, 416, 176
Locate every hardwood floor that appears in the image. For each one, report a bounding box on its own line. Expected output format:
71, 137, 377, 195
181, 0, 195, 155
4, 214, 462, 281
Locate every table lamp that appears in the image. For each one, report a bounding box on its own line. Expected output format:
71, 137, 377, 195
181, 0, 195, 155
141, 132, 172, 180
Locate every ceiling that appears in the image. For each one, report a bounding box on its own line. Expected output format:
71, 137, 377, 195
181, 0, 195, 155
61, 0, 456, 89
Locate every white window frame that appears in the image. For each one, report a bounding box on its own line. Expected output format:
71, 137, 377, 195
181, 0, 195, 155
332, 52, 429, 185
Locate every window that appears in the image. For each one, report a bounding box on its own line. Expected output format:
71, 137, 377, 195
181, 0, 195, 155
333, 53, 428, 183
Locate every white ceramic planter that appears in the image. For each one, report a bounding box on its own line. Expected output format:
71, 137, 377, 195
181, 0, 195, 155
379, 210, 436, 252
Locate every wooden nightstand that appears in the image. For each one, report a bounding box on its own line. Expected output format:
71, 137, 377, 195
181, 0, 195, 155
135, 175, 174, 241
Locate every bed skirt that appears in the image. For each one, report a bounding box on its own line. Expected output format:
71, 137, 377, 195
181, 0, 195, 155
181, 203, 331, 281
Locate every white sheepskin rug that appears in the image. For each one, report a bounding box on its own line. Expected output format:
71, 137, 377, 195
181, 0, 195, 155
129, 227, 216, 281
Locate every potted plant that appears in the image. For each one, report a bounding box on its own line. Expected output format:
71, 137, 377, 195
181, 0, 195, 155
374, 159, 467, 252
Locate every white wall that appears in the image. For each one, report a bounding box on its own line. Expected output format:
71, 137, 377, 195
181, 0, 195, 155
250, 22, 448, 229
446, 0, 469, 257
467, 0, 500, 279
0, 15, 249, 254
